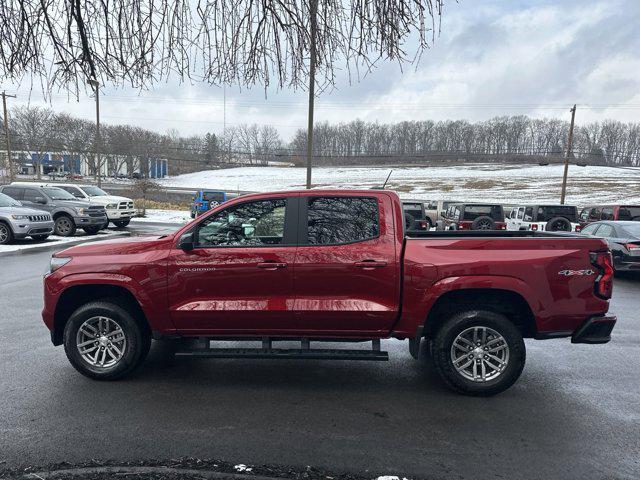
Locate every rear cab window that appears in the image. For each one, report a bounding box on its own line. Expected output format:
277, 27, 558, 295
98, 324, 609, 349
306, 196, 379, 245
0, 187, 24, 200
618, 206, 640, 221
462, 205, 503, 221
536, 206, 578, 222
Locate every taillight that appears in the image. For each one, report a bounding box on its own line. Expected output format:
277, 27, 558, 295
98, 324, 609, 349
499, 223, 506, 230
590, 251, 614, 299
458, 223, 467, 230
419, 220, 428, 230
530, 224, 538, 231
575, 225, 582, 232
625, 243, 640, 251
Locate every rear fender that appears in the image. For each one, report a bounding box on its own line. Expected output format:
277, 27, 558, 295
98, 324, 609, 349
394, 275, 539, 337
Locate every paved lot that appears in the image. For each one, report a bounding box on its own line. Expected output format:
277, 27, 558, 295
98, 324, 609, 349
0, 226, 638, 480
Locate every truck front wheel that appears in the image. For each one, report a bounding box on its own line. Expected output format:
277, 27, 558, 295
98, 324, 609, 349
432, 310, 525, 396
63, 301, 150, 380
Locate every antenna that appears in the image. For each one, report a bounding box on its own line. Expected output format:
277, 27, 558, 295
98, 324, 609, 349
381, 170, 393, 189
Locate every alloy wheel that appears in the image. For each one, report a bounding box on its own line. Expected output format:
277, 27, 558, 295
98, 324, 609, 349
0, 224, 8, 244
56, 217, 73, 235
76, 316, 127, 368
450, 326, 510, 382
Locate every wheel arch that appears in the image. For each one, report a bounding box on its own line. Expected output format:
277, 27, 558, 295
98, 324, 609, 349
52, 284, 150, 345
423, 287, 537, 340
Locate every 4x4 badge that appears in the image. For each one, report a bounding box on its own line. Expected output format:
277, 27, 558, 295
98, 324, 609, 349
558, 269, 595, 276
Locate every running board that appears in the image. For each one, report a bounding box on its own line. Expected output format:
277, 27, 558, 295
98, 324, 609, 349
175, 338, 388, 361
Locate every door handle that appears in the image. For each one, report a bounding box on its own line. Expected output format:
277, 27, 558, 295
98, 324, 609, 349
355, 260, 387, 269
257, 262, 288, 269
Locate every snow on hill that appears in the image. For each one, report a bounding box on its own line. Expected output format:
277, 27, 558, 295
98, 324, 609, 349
160, 163, 640, 205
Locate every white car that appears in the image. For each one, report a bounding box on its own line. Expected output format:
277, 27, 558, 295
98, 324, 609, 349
51, 184, 136, 228
506, 205, 581, 232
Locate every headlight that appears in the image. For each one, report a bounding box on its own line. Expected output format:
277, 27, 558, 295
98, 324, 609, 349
50, 257, 72, 273
11, 214, 29, 220
106, 203, 118, 209
74, 207, 86, 215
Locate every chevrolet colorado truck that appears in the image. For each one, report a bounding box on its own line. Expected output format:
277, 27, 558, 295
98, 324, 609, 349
42, 189, 616, 396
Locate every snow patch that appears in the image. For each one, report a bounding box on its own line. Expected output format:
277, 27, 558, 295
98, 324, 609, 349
0, 229, 129, 254
159, 164, 640, 205
233, 464, 253, 472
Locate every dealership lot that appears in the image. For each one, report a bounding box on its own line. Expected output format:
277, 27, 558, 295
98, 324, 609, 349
0, 226, 638, 480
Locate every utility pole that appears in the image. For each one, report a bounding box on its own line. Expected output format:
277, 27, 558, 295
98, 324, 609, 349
1, 91, 16, 182
87, 78, 101, 187
306, 0, 318, 189
560, 104, 577, 205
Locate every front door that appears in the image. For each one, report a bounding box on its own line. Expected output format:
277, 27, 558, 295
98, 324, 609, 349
167, 196, 298, 335
292, 194, 400, 335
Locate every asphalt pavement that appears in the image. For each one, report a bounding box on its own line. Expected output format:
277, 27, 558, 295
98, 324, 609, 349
0, 225, 638, 479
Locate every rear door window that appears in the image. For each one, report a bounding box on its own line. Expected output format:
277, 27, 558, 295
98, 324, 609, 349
306, 197, 379, 245
524, 207, 534, 222
589, 207, 602, 220
517, 207, 525, 220
580, 224, 599, 235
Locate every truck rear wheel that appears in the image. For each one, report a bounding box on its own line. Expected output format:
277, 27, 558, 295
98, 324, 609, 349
431, 310, 525, 396
63, 301, 150, 380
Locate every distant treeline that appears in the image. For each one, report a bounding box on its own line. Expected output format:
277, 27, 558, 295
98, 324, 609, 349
289, 117, 640, 167
2, 107, 639, 174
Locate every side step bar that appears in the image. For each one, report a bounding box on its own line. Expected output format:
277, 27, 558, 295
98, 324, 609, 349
175, 338, 389, 361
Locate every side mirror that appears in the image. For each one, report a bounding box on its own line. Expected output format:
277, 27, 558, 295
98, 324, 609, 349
178, 232, 194, 251
35, 196, 47, 204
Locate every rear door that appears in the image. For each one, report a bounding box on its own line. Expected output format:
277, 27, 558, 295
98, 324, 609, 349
292, 193, 400, 334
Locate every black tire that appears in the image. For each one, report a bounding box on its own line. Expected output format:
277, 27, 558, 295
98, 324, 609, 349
63, 300, 151, 380
431, 310, 526, 396
113, 219, 130, 228
0, 221, 14, 245
54, 214, 77, 237
31, 234, 50, 241
545, 216, 571, 232
82, 226, 102, 235
471, 216, 495, 230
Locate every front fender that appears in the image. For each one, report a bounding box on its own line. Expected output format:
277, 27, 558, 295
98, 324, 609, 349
43, 272, 174, 334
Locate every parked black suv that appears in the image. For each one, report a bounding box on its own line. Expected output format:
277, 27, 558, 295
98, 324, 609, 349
441, 203, 506, 230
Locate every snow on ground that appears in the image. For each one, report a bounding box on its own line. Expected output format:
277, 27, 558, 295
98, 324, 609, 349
131, 209, 192, 224
161, 163, 640, 205
0, 229, 129, 254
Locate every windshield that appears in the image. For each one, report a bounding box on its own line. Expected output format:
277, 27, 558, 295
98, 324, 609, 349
0, 192, 21, 207
81, 186, 108, 196
43, 187, 76, 200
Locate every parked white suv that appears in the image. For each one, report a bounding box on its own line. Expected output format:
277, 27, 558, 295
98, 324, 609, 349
506, 204, 581, 232
51, 184, 135, 228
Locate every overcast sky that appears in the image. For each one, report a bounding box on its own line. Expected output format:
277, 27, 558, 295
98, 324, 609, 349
1, 0, 639, 141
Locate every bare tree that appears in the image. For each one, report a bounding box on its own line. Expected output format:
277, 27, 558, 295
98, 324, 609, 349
12, 106, 55, 179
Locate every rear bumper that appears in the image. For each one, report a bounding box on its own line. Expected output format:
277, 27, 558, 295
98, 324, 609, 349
571, 315, 617, 344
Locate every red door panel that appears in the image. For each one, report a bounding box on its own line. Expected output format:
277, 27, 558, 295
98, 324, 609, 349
292, 194, 400, 335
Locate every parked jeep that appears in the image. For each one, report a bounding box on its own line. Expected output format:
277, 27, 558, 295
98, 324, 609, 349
0, 184, 107, 237
441, 203, 506, 230
0, 192, 54, 244
579, 205, 640, 225
507, 205, 580, 232
190, 190, 227, 218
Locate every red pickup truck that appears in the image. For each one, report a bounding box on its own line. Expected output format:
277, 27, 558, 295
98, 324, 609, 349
43, 189, 616, 396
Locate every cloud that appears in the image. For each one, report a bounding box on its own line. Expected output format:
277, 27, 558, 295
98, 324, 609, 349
1, 0, 639, 139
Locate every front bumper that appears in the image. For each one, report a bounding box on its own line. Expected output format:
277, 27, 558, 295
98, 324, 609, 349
10, 220, 55, 238
571, 315, 617, 344
74, 215, 108, 227
107, 209, 136, 220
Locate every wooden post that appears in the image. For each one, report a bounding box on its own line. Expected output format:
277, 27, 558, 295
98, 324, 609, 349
560, 105, 576, 205
1, 91, 16, 182
305, 0, 318, 189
